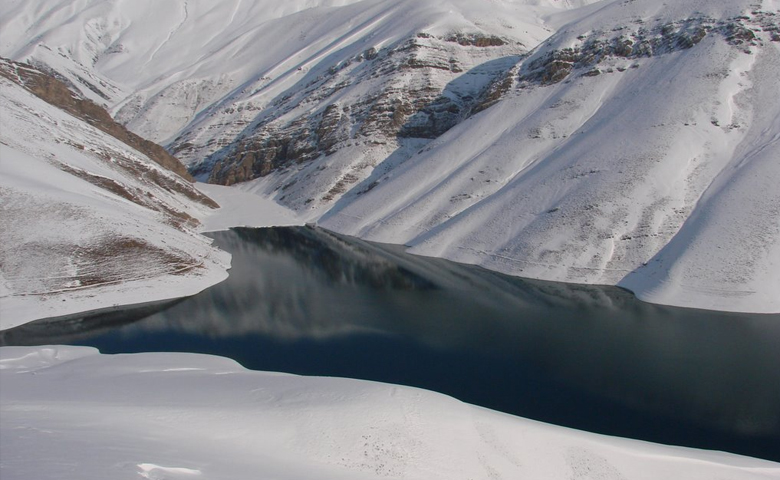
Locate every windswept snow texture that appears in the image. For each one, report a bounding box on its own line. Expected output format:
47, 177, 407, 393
0, 75, 231, 330
1, 346, 778, 480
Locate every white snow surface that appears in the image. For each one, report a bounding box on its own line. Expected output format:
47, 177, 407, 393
1, 345, 778, 480
196, 182, 304, 232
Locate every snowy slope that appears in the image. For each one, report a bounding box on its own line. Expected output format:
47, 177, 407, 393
0, 66, 231, 329
2, 0, 779, 313
0, 0, 589, 214
2, 2, 780, 474
2, 346, 778, 480
0, 0, 570, 147
320, 0, 780, 313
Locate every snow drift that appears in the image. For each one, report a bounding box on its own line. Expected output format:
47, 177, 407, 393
1, 345, 777, 479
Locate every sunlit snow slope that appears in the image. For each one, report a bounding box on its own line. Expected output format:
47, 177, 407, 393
320, 0, 780, 313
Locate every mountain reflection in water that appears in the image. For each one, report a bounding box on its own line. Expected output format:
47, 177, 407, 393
3, 226, 779, 461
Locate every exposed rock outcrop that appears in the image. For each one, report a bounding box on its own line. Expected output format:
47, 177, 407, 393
196, 32, 525, 194
518, 14, 771, 87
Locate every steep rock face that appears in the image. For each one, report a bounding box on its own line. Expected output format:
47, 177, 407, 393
517, 12, 775, 87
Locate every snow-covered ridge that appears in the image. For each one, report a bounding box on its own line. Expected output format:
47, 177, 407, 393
1, 345, 777, 480
0, 0, 571, 145
0, 0, 581, 210
0, 61, 231, 330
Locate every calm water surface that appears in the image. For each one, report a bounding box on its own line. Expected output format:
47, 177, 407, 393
3, 226, 779, 461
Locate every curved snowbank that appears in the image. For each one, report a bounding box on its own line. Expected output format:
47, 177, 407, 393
1, 346, 777, 479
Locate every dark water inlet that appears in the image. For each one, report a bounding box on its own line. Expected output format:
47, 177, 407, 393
2, 226, 779, 462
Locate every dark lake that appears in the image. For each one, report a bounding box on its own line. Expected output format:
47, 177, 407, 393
3, 226, 779, 462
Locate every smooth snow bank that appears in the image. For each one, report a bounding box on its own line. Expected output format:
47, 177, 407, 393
1, 346, 777, 480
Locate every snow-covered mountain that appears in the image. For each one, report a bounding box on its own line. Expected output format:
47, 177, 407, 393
1, 0, 779, 313
2, 2, 780, 475
0, 0, 583, 201
320, 0, 780, 313
0, 58, 230, 329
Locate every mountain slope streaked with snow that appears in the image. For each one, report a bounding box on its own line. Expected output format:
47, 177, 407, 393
0, 0, 568, 146
2, 0, 779, 313
320, 0, 780, 313
0, 0, 585, 209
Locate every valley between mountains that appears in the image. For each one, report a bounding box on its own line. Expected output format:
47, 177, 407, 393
1, 0, 779, 325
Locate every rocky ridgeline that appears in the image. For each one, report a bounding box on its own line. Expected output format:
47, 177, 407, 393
518, 11, 776, 86
0, 57, 219, 219
185, 7, 777, 211
195, 32, 523, 187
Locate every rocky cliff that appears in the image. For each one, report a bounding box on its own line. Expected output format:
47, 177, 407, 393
188, 32, 527, 210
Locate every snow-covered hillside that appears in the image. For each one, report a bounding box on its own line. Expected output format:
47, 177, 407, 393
320, 0, 780, 313
0, 60, 231, 329
2, 0, 779, 313
0, 0, 587, 205
2, 346, 778, 480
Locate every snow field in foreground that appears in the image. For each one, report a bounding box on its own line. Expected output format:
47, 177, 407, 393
1, 346, 778, 480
